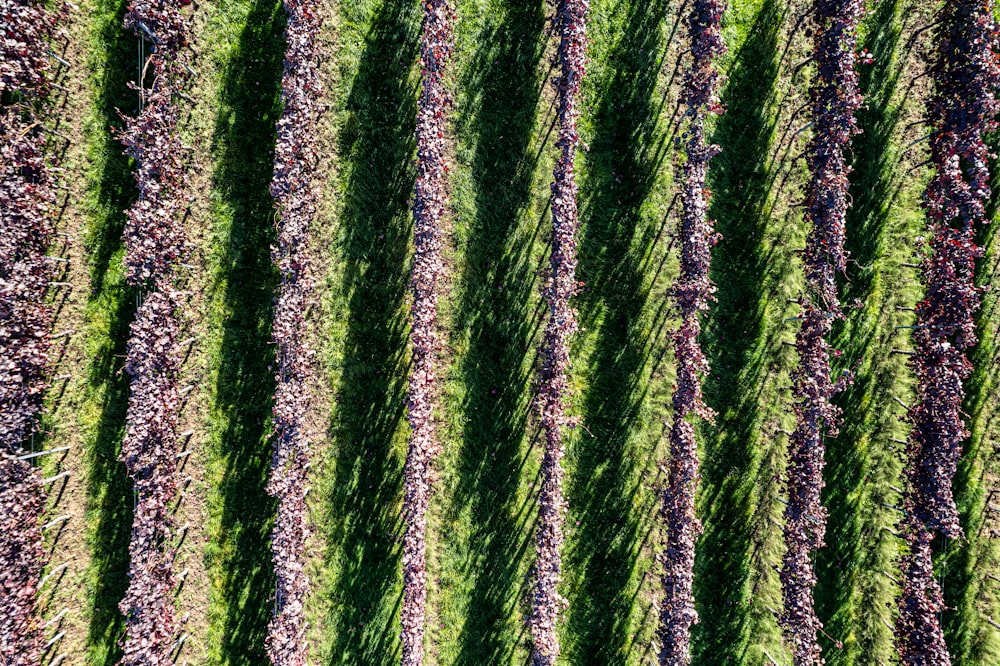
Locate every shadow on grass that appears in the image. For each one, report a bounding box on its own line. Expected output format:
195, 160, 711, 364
86, 0, 137, 298
81, 1, 138, 662
447, 1, 546, 664
694, 0, 785, 662
207, 1, 285, 663
564, 0, 672, 662
324, 1, 418, 663
816, 2, 907, 664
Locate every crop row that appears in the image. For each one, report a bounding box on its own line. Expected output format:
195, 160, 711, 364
119, 2, 191, 286
658, 1, 726, 664
118, 292, 184, 666
0, 458, 47, 666
0, 1, 61, 663
264, 1, 324, 664
401, 2, 454, 664
529, 1, 588, 664
115, 1, 194, 664
898, 1, 1000, 664
779, 1, 864, 664
0, 0, 59, 462
0, 0, 56, 93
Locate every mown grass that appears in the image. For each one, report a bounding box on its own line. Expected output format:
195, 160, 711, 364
200, 1, 286, 664
694, 0, 795, 662
431, 0, 549, 662
59, 0, 1000, 664
311, 1, 418, 663
77, 1, 139, 662
72, 2, 289, 664
561, 0, 678, 662
818, 0, 916, 663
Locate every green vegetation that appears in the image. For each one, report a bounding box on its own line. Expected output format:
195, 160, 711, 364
818, 0, 915, 663
314, 1, 417, 664
200, 2, 285, 664
44, 0, 1000, 664
78, 1, 139, 662
431, 0, 548, 663
695, 0, 793, 662
562, 0, 676, 661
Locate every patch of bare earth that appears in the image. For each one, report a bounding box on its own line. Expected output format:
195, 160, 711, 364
161, 5, 230, 662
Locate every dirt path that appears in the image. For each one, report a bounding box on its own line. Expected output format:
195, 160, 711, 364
154, 4, 227, 662
36, 3, 107, 662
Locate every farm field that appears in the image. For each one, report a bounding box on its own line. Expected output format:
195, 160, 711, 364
4, 0, 1000, 664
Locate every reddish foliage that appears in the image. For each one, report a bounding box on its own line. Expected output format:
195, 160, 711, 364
0, 0, 58, 95
117, 86, 187, 286
0, 0, 59, 459
0, 2, 60, 662
116, 2, 193, 664
0, 113, 55, 455
902, 0, 999, 540
897, 521, 951, 665
264, 1, 324, 664
118, 292, 183, 666
779, 2, 864, 664
0, 457, 47, 665
658, 1, 726, 664
897, 2, 1000, 664
123, 0, 188, 55
401, 2, 454, 664
530, 1, 587, 664
116, 0, 191, 287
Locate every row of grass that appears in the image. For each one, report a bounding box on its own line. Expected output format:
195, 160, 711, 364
430, 0, 551, 663
78, 0, 140, 662
199, 1, 286, 663
695, 0, 799, 661
310, 0, 418, 663
561, 0, 679, 661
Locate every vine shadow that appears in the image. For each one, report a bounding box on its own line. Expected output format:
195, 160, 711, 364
82, 0, 140, 662
448, 0, 547, 663
85, 0, 138, 298
819, 1, 908, 663
324, 1, 418, 663
694, 0, 785, 662
207, 0, 285, 662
